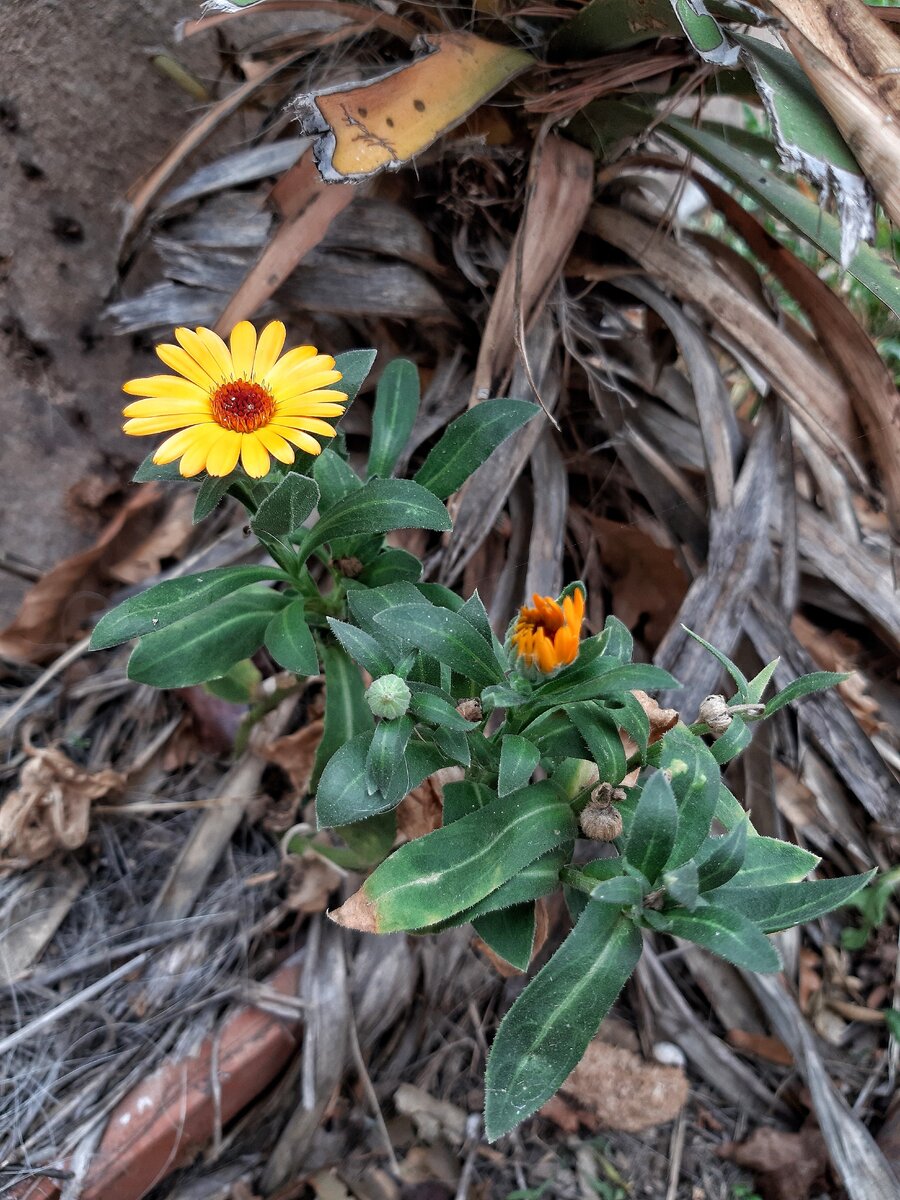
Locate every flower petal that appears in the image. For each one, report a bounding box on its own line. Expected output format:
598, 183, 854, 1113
205, 429, 242, 477
194, 326, 234, 378
229, 321, 257, 379
253, 320, 286, 379
264, 346, 323, 390
175, 327, 228, 384
179, 424, 224, 477
123, 397, 213, 418
275, 416, 337, 439
153, 424, 218, 465
254, 426, 295, 465
273, 368, 343, 399
156, 343, 217, 389
268, 425, 322, 456
241, 433, 271, 478
274, 400, 346, 418
123, 375, 210, 401
124, 414, 213, 435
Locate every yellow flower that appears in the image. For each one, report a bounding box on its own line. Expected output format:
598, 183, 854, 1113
122, 321, 345, 478
511, 588, 585, 675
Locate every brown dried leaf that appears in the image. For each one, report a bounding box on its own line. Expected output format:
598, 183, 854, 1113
0, 745, 124, 871
0, 486, 165, 664
726, 1029, 794, 1068
394, 1084, 467, 1146
541, 1037, 688, 1134
284, 850, 342, 915
108, 491, 195, 586
718, 1124, 830, 1200
792, 614, 883, 734
328, 887, 378, 932
261, 718, 324, 796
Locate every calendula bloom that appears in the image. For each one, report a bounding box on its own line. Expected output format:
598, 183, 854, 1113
510, 589, 585, 676
122, 321, 345, 478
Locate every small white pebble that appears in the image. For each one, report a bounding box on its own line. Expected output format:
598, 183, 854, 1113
652, 1040, 687, 1068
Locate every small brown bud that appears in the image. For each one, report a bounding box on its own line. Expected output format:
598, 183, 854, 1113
698, 694, 732, 738
335, 556, 364, 579
580, 801, 624, 842
456, 698, 483, 723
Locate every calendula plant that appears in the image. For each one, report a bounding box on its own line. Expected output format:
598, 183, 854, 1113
93, 324, 872, 1142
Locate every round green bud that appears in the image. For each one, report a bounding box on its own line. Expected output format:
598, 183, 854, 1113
365, 674, 411, 720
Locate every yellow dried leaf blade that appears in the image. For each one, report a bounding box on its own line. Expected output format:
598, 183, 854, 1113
296, 32, 533, 181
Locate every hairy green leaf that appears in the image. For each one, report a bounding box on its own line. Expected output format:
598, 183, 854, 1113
368, 358, 420, 479
251, 473, 318, 541
498, 735, 541, 797
709, 872, 874, 932
569, 703, 627, 783
297, 478, 451, 560
414, 398, 539, 500
327, 618, 395, 677
625, 772, 678, 885
374, 604, 504, 688
473, 904, 536, 971
695, 819, 748, 892
312, 643, 373, 788
652, 904, 780, 972
264, 597, 319, 675
764, 671, 849, 716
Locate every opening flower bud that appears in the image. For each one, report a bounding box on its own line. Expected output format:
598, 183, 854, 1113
366, 674, 411, 720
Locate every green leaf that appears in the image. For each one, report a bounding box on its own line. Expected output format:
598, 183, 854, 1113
366, 715, 414, 795
719, 835, 818, 888
133, 453, 184, 482
193, 475, 233, 523
311, 643, 374, 789
482, 683, 529, 713
368, 358, 420, 479
326, 618, 395, 677
601, 616, 634, 664
442, 779, 496, 824
203, 657, 261, 703
602, 694, 650, 754
316, 731, 444, 826
337, 810, 396, 867
251, 473, 319, 542
715, 784, 757, 834
351, 781, 578, 932
374, 604, 504, 688
346, 581, 424, 661
662, 860, 700, 910
434, 726, 470, 766
484, 903, 642, 1141
473, 904, 536, 971
764, 671, 849, 716
550, 0, 681, 56
683, 627, 750, 699
127, 587, 285, 687
669, 0, 737, 65
659, 725, 720, 866
654, 904, 780, 972
695, 819, 748, 892
662, 119, 900, 318
498, 735, 541, 797
297, 478, 451, 559
543, 663, 681, 709
91, 565, 289, 650
569, 703, 627, 784
264, 598, 319, 675
523, 709, 590, 763
410, 691, 478, 731
414, 398, 539, 500
590, 873, 643, 907
746, 658, 780, 704
710, 714, 753, 764
357, 548, 423, 587
709, 872, 874, 932
313, 447, 361, 511
624, 772, 678, 885
288, 349, 375, 478
462, 848, 568, 921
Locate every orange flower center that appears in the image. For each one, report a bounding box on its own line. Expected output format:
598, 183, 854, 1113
210, 379, 275, 433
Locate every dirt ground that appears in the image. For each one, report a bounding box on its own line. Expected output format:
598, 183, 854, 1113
0, 0, 218, 618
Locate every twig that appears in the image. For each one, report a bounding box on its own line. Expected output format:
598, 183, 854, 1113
0, 636, 92, 740
665, 1108, 687, 1200
347, 1001, 399, 1174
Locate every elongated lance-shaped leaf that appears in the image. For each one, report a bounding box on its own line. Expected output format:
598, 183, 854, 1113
287, 349, 376, 477
663, 860, 700, 910
708, 872, 875, 932
327, 618, 395, 677
710, 714, 753, 764
193, 475, 232, 524
746, 657, 780, 704
624, 771, 678, 885
410, 690, 478, 731
347, 581, 424, 661
296, 478, 451, 560
127, 588, 286, 688
330, 781, 577, 932
434, 725, 470, 766
716, 833, 817, 887
414, 398, 539, 500
649, 904, 781, 972
569, 703, 627, 784
683, 626, 750, 699
357, 548, 423, 588
442, 779, 496, 824
548, 663, 681, 709
473, 904, 536, 972
764, 671, 849, 716
590, 873, 644, 907
311, 643, 374, 789
602, 693, 651, 754
695, 819, 748, 892
313, 447, 361, 511
316, 732, 445, 827
659, 724, 720, 867
264, 597, 319, 675
484, 902, 642, 1141
374, 604, 504, 688
251, 473, 318, 541
92, 565, 289, 650
498, 735, 541, 797
366, 716, 414, 796
368, 358, 420, 479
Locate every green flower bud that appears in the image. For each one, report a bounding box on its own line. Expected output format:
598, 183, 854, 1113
366, 674, 411, 720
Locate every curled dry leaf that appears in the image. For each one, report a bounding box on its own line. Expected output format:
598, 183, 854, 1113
395, 766, 463, 842
0, 486, 165, 664
620, 690, 680, 785
792, 614, 883, 735
262, 718, 325, 796
394, 1083, 468, 1146
0, 745, 124, 871
283, 850, 342, 915
540, 1036, 688, 1134
718, 1123, 830, 1200
329, 887, 378, 933
294, 32, 534, 183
